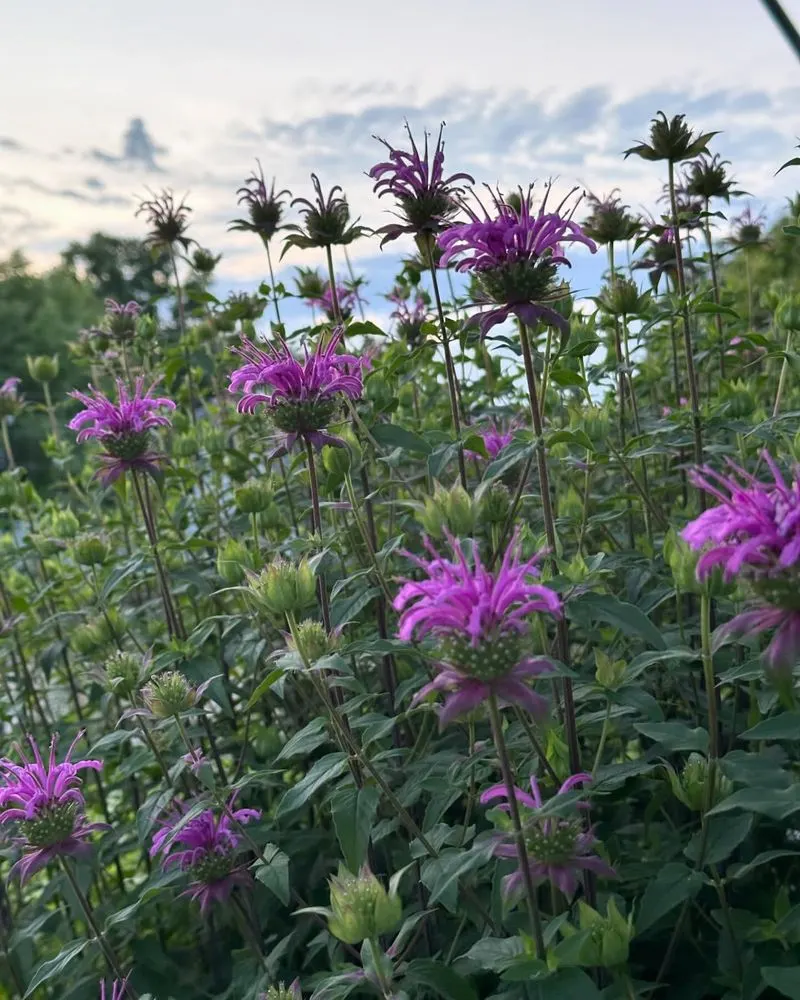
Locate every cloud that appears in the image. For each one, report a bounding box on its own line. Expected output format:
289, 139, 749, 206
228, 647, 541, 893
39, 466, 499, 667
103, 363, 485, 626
0, 137, 23, 152
90, 117, 167, 171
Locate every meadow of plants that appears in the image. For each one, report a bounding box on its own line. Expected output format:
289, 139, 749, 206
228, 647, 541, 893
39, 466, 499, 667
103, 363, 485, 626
2, 111, 800, 1000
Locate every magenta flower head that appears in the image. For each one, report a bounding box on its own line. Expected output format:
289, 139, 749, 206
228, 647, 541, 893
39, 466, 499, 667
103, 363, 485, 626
682, 452, 800, 676
481, 773, 614, 900
0, 377, 23, 418
228, 328, 363, 456
393, 533, 561, 726
466, 419, 519, 461
368, 122, 474, 247
150, 798, 261, 913
68, 377, 176, 484
0, 733, 106, 883
437, 185, 597, 336
388, 287, 428, 348
99, 978, 131, 1000
308, 282, 359, 323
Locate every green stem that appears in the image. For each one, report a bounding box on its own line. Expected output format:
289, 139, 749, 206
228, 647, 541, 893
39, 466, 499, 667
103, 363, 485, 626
591, 700, 612, 777
773, 326, 793, 418
304, 437, 332, 634
701, 590, 720, 759
42, 382, 60, 441
264, 239, 282, 327
1, 419, 15, 470
169, 248, 197, 425
486, 695, 545, 958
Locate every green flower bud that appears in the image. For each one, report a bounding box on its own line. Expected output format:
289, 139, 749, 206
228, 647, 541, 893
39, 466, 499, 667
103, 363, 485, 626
721, 379, 756, 419
666, 753, 733, 812
28, 533, 61, 558
571, 899, 634, 969
261, 502, 285, 532
418, 484, 476, 538
478, 482, 511, 525
595, 649, 626, 691
26, 354, 60, 383
72, 612, 122, 656
235, 478, 274, 514
104, 650, 142, 698
249, 558, 317, 619
72, 533, 110, 567
137, 314, 158, 342
418, 492, 447, 539
322, 444, 351, 476
326, 865, 402, 944
777, 296, 800, 332
625, 112, 717, 164
365, 374, 393, 410
663, 529, 701, 593
50, 508, 80, 540
261, 982, 301, 1000
288, 619, 338, 664
142, 671, 197, 717
203, 427, 228, 456
217, 538, 251, 585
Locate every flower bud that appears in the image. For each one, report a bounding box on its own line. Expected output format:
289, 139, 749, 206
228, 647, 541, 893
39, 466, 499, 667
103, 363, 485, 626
365, 374, 393, 410
28, 533, 61, 558
419, 484, 476, 538
595, 649, 626, 691
235, 478, 274, 514
261, 502, 285, 532
72, 612, 122, 655
666, 753, 733, 812
141, 671, 197, 717
104, 650, 142, 698
261, 981, 301, 1000
248, 558, 317, 619
570, 899, 634, 969
50, 508, 80, 540
777, 296, 800, 332
217, 537, 252, 585
322, 444, 352, 476
720, 379, 756, 419
203, 427, 228, 456
26, 354, 59, 383
663, 529, 701, 593
288, 619, 338, 664
72, 533, 110, 567
327, 865, 402, 944
478, 482, 511, 525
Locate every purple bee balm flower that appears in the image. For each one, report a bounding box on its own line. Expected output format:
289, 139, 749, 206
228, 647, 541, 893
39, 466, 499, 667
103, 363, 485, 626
103, 299, 141, 342
437, 186, 597, 336
387, 287, 427, 348
0, 377, 23, 419
394, 533, 561, 725
0, 377, 21, 397
369, 122, 474, 246
150, 798, 261, 914
100, 978, 131, 1000
465, 419, 518, 461
228, 328, 363, 456
683, 451, 800, 672
480, 773, 614, 900
67, 377, 175, 484
307, 282, 359, 322
0, 733, 106, 883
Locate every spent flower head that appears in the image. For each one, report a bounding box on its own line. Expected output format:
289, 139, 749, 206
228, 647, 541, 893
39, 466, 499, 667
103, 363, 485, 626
141, 671, 199, 718
437, 185, 597, 336
481, 773, 614, 899
684, 153, 742, 203
0, 733, 106, 883
282, 175, 367, 256
624, 112, 718, 164
67, 377, 175, 484
324, 865, 402, 944
150, 797, 261, 913
248, 557, 317, 619
582, 190, 640, 245
394, 533, 561, 725
368, 122, 474, 246
136, 190, 193, 253
230, 162, 290, 244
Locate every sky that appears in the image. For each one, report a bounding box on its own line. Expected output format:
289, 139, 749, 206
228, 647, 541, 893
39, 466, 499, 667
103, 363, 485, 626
3, 0, 800, 320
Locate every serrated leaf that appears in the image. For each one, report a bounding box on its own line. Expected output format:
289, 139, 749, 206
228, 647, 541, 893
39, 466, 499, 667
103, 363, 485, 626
569, 592, 666, 649
634, 721, 709, 752
684, 813, 752, 866
636, 863, 705, 933
370, 423, 431, 455
403, 959, 478, 1000
331, 786, 381, 872
740, 713, 800, 740
276, 753, 348, 817
254, 844, 291, 905
276, 717, 329, 761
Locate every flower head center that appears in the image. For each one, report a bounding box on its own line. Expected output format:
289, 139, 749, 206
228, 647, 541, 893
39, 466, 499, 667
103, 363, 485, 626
524, 819, 582, 865
21, 801, 80, 848
439, 632, 526, 680
190, 848, 237, 885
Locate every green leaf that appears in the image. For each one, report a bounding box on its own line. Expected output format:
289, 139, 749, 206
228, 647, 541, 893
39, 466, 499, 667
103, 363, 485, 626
548, 367, 586, 389
420, 841, 495, 912
534, 969, 602, 999
684, 813, 752, 866
691, 301, 739, 319
403, 959, 478, 1000
762, 966, 800, 999
708, 785, 800, 821
634, 721, 709, 753
245, 667, 285, 711
784, 224, 800, 237
276, 717, 329, 761
569, 592, 666, 649
462, 936, 524, 972
547, 429, 595, 453
254, 843, 291, 905
462, 433, 489, 460
331, 786, 381, 872
25, 940, 88, 997
740, 713, 800, 740
728, 850, 800, 881
370, 423, 431, 455
636, 863, 705, 933
276, 753, 348, 817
